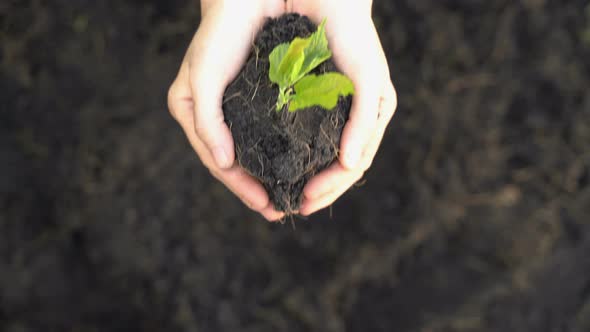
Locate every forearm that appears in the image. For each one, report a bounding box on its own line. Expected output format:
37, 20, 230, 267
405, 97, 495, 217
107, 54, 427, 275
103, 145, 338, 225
200, 0, 283, 22
200, 0, 270, 13
289, 0, 373, 17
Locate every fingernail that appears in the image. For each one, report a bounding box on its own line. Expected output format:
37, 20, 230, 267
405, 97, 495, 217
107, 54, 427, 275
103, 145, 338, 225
213, 147, 231, 169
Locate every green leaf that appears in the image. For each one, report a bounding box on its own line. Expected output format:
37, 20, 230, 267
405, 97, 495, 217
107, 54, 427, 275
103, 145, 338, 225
268, 19, 332, 90
269, 43, 289, 85
288, 73, 355, 112
268, 18, 354, 112
278, 37, 310, 84
297, 19, 332, 81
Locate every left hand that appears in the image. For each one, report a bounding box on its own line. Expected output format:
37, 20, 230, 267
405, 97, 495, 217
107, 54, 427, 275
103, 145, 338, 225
168, 0, 286, 221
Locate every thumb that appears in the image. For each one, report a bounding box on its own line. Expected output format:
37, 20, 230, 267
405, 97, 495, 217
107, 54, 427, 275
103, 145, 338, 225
190, 75, 235, 170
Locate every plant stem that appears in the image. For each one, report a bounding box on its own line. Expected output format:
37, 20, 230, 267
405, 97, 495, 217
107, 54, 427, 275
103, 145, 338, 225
276, 87, 293, 111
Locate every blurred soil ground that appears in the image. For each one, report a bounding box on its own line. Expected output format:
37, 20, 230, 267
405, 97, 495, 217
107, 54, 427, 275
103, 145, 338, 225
1, 1, 590, 331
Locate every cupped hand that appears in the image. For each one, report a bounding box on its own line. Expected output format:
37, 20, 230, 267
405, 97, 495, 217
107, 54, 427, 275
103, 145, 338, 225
288, 0, 398, 216
167, 0, 286, 221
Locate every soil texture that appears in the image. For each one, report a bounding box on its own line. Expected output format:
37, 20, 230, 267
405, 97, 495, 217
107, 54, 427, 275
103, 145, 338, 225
223, 14, 351, 212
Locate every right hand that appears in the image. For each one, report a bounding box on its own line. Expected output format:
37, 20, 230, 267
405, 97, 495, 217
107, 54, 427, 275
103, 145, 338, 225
287, 0, 398, 216
167, 0, 286, 221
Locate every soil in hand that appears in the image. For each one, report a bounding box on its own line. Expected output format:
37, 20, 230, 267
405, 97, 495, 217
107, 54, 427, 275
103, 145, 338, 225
223, 14, 352, 213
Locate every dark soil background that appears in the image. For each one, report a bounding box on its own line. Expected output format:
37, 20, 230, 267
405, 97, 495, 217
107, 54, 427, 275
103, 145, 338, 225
2, 1, 590, 331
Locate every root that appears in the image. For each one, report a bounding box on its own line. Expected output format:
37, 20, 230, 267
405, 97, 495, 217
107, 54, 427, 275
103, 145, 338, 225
280, 107, 289, 122
223, 92, 242, 105
253, 45, 260, 71
242, 138, 264, 177
251, 76, 261, 101
320, 124, 339, 155
276, 188, 300, 228
235, 142, 244, 167
304, 143, 311, 166
257, 153, 265, 178
330, 113, 341, 128
243, 75, 255, 89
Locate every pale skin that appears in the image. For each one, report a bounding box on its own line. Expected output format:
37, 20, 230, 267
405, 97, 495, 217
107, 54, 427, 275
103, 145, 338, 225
168, 0, 397, 221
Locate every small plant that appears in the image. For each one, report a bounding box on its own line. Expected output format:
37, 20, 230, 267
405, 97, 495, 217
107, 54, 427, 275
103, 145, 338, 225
269, 19, 355, 112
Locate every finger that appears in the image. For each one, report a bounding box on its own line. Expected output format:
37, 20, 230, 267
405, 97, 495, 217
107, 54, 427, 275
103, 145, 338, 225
339, 81, 380, 169
301, 82, 396, 201
190, 131, 269, 211
259, 204, 286, 222
302, 83, 395, 197
331, 21, 389, 169
169, 73, 270, 211
186, 6, 265, 170
167, 60, 191, 122
300, 171, 362, 216
303, 161, 362, 200
209, 166, 270, 211
358, 82, 398, 171
188, 50, 235, 169
290, 7, 384, 171
190, 81, 236, 169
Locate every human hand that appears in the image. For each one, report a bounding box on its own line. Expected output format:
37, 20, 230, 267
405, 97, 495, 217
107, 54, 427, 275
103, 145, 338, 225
288, 0, 398, 216
167, 0, 286, 221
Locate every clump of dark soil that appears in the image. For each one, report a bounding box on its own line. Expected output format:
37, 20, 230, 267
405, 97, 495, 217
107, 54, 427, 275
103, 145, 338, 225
223, 14, 352, 213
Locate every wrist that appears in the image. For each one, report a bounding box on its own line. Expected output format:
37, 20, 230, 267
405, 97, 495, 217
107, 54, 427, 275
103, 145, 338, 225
291, 0, 373, 19
200, 0, 276, 17
201, 0, 267, 14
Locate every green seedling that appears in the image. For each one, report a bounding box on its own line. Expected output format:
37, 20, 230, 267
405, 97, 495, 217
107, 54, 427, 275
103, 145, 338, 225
269, 19, 355, 112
